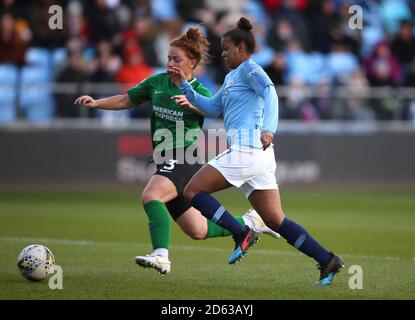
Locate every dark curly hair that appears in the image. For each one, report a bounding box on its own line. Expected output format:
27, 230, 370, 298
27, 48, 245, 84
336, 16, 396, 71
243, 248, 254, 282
223, 17, 256, 54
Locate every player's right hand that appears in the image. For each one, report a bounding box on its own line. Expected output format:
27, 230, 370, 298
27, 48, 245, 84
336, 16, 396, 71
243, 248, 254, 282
167, 66, 186, 86
261, 131, 273, 150
74, 95, 97, 108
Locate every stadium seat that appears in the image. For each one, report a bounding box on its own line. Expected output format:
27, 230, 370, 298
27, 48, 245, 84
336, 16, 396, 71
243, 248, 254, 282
252, 45, 275, 67
0, 64, 19, 123
51, 48, 67, 71
25, 47, 50, 67
19, 87, 54, 123
19, 65, 54, 122
0, 86, 17, 104
20, 65, 52, 85
26, 98, 54, 123
0, 102, 16, 123
307, 53, 327, 84
286, 52, 325, 85
361, 26, 385, 58
150, 0, 178, 21
0, 64, 19, 85
326, 52, 359, 80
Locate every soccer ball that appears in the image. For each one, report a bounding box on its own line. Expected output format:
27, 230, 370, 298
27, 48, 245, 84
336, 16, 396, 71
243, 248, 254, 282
17, 244, 55, 281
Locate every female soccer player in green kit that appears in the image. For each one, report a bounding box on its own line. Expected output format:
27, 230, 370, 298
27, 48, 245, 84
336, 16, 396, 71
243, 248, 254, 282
75, 27, 279, 275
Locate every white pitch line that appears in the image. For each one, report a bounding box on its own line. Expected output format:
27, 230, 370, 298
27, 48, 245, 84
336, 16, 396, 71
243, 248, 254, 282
0, 236, 409, 262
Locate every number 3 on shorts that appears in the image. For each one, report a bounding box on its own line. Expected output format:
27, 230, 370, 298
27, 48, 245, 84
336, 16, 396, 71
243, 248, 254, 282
160, 159, 178, 172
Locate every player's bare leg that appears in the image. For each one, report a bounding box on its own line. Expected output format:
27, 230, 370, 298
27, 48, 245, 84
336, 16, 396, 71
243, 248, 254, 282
141, 175, 178, 204
176, 207, 208, 240
247, 189, 285, 231
184, 164, 232, 201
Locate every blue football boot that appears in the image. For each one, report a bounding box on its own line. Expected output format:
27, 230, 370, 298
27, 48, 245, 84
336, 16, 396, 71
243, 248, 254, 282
228, 226, 260, 265
315, 253, 344, 286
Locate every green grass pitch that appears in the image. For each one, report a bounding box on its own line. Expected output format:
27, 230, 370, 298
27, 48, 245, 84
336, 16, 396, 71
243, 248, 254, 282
0, 189, 414, 300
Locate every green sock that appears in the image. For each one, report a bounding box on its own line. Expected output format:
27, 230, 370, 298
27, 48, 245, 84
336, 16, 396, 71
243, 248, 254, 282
143, 200, 171, 250
205, 216, 245, 238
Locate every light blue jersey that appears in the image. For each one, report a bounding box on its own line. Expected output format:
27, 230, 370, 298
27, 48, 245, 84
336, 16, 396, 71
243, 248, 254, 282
179, 59, 278, 148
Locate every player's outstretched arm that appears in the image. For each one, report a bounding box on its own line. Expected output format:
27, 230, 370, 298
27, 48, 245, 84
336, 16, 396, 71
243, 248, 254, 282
74, 94, 134, 110
168, 66, 223, 117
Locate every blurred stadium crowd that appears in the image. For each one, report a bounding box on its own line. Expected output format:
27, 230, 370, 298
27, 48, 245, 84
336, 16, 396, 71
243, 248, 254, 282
1, 0, 415, 123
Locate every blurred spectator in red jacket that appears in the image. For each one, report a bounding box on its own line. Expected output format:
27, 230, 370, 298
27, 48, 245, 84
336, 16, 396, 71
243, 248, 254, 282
116, 44, 153, 88
0, 11, 30, 65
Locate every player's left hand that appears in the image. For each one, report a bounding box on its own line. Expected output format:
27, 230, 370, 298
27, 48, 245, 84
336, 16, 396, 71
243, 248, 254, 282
167, 66, 186, 86
261, 132, 273, 150
171, 95, 205, 116
171, 95, 192, 109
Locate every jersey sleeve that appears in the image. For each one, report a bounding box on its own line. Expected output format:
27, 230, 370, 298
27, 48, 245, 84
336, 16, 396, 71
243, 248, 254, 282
244, 64, 274, 95
261, 85, 279, 134
179, 81, 224, 118
127, 75, 155, 105
194, 84, 212, 99
243, 63, 278, 133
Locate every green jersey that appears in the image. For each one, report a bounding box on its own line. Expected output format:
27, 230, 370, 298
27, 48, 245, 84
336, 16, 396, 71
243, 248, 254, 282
127, 73, 212, 151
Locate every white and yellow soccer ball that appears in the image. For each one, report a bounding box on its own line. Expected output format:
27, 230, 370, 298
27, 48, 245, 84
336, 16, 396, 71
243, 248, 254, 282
17, 244, 55, 281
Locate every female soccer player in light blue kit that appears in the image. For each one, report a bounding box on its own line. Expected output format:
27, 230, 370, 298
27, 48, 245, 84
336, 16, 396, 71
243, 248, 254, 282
169, 17, 344, 285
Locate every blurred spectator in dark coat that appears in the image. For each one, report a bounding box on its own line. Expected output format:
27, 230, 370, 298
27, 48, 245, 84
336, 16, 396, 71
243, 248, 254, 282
0, 0, 27, 19
29, 0, 68, 49
329, 25, 360, 60
205, 11, 228, 85
264, 52, 287, 86
391, 21, 415, 70
403, 56, 415, 121
404, 57, 415, 87
90, 53, 118, 86
85, 0, 122, 43
128, 0, 152, 16
89, 40, 122, 75
267, 19, 307, 52
55, 51, 89, 118
89, 48, 120, 106
308, 0, 339, 53
176, 0, 206, 22
268, 0, 310, 51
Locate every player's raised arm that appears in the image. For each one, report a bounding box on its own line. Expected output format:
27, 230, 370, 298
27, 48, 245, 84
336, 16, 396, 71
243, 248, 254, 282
74, 94, 134, 110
